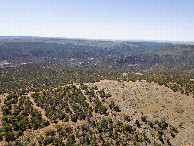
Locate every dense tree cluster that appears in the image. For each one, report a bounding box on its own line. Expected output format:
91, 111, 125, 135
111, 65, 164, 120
0, 62, 193, 97
0, 62, 126, 93
1, 94, 50, 142
146, 72, 194, 96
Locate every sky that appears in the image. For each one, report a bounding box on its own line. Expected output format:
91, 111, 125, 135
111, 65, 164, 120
0, 0, 194, 41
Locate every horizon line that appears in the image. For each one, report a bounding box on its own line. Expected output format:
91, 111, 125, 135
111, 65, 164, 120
0, 35, 194, 43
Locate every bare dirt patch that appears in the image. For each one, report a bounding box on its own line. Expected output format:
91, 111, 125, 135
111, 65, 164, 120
87, 80, 194, 145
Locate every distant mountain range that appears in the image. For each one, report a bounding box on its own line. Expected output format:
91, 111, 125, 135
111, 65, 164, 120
0, 37, 193, 73
0, 36, 194, 44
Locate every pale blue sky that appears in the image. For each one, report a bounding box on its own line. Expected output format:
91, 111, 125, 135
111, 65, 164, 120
0, 0, 194, 41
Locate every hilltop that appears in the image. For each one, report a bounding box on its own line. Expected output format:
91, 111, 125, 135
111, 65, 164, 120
0, 79, 193, 145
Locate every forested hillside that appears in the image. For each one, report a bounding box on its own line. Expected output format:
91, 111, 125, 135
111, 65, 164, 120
1, 79, 193, 145
0, 62, 193, 98
0, 38, 193, 145
0, 39, 193, 71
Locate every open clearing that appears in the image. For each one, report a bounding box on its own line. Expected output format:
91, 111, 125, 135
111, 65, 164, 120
87, 80, 194, 145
